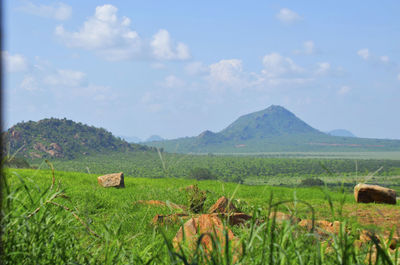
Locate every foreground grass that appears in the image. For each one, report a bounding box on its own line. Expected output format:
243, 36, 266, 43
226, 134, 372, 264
2, 168, 399, 264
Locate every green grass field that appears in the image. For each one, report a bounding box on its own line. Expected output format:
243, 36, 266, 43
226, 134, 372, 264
2, 167, 399, 264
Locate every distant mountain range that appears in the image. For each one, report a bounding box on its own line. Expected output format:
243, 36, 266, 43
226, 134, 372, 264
146, 135, 164, 142
4, 107, 399, 160
328, 129, 356, 137
3, 118, 154, 160
118, 135, 142, 143
145, 105, 400, 153
118, 135, 164, 143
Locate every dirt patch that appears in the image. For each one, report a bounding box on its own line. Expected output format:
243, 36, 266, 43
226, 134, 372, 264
344, 204, 400, 236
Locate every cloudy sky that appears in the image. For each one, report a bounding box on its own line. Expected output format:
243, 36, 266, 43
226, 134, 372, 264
3, 1, 400, 140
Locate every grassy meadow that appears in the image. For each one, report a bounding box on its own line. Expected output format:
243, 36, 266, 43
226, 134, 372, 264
2, 165, 400, 264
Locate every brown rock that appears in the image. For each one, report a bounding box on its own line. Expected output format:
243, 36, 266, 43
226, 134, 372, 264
11, 130, 21, 140
358, 230, 400, 250
135, 200, 187, 210
152, 213, 190, 225
298, 219, 341, 236
47, 150, 57, 157
172, 214, 239, 258
34, 142, 47, 152
269, 211, 300, 224
208, 196, 238, 214
49, 143, 62, 152
180, 185, 195, 192
30, 152, 42, 159
214, 212, 252, 226
97, 172, 124, 188
354, 184, 396, 204
173, 217, 198, 249
140, 200, 166, 206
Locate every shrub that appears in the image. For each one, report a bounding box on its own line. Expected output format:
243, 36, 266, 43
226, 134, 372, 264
189, 167, 216, 180
300, 177, 325, 186
186, 184, 207, 213
3, 156, 30, 168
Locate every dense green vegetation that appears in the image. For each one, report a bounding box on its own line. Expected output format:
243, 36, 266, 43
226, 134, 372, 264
3, 118, 154, 160
43, 152, 400, 188
2, 168, 399, 264
146, 105, 400, 153
3, 156, 31, 168
149, 134, 400, 153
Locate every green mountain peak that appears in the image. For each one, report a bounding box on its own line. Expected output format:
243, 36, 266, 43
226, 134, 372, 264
220, 105, 322, 140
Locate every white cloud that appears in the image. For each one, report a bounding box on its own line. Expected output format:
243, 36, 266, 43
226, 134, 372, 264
55, 4, 142, 61
357, 48, 370, 60
151, 29, 190, 60
315, 62, 331, 75
261, 53, 303, 77
140, 92, 163, 112
294, 41, 315, 55
19, 1, 72, 21
17, 57, 114, 102
208, 59, 245, 87
2, 51, 29, 72
162, 75, 185, 88
380, 56, 389, 63
201, 54, 311, 91
357, 49, 398, 71
261, 77, 313, 87
43, 69, 87, 87
185, 61, 208, 76
82, 84, 115, 102
338, 85, 351, 95
20, 75, 38, 91
56, 5, 190, 61
151, 62, 166, 69
303, 41, 314, 54
276, 8, 301, 24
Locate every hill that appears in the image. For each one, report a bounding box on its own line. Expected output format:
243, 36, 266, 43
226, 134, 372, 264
3, 118, 154, 160
118, 135, 142, 143
146, 105, 400, 153
146, 135, 164, 142
220, 105, 323, 139
328, 129, 356, 137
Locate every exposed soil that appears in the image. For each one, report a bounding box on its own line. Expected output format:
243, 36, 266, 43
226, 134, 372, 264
344, 204, 400, 237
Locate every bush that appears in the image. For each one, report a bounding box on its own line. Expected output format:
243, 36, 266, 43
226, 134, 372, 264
4, 156, 30, 168
300, 177, 325, 186
189, 167, 216, 180
186, 184, 207, 213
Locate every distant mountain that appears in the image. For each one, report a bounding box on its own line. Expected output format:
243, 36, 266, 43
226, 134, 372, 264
328, 129, 356, 138
146, 135, 164, 142
118, 135, 142, 143
220, 105, 323, 139
3, 118, 154, 160
145, 105, 400, 153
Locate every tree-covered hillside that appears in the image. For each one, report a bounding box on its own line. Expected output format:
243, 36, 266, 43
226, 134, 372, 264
220, 105, 323, 140
3, 118, 154, 160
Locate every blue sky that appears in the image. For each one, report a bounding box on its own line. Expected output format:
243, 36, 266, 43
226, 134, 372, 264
3, 0, 400, 140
